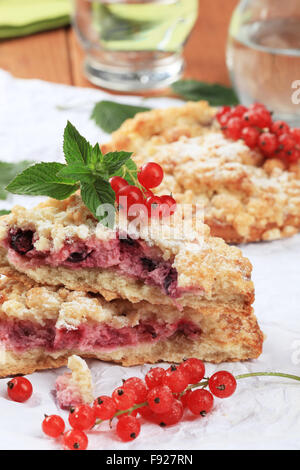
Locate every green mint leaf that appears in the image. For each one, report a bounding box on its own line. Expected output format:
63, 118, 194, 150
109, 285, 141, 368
57, 164, 94, 183
112, 158, 138, 186
6, 162, 79, 200
0, 210, 11, 216
0, 160, 34, 200
91, 101, 151, 133
102, 151, 133, 176
63, 121, 93, 165
80, 178, 115, 227
171, 80, 239, 106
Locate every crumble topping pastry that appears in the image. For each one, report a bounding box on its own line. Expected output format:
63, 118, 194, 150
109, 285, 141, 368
55, 355, 94, 409
0, 194, 254, 309
102, 101, 300, 243
0, 269, 263, 376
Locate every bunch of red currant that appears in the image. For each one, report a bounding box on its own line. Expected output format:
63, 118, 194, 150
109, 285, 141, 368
216, 103, 300, 166
109, 162, 176, 219
41, 359, 236, 450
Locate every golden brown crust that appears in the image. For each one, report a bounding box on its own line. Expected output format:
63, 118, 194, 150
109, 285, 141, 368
103, 101, 300, 243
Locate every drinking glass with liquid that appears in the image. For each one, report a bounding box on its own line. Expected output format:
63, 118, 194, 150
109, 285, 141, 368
227, 0, 300, 124
73, 0, 198, 91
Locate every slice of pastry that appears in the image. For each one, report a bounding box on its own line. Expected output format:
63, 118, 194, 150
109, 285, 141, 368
102, 101, 300, 243
0, 269, 263, 377
0, 194, 254, 312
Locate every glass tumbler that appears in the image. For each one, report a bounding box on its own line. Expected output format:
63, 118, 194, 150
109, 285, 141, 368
73, 0, 198, 92
227, 0, 300, 124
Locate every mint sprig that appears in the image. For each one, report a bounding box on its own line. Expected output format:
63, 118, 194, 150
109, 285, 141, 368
6, 121, 138, 226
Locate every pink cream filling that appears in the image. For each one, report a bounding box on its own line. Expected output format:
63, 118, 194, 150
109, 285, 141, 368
5, 230, 182, 297
0, 318, 201, 354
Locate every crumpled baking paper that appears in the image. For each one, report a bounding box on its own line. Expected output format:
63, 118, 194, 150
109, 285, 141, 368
0, 69, 299, 450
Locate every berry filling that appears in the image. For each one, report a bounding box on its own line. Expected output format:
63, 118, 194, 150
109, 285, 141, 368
6, 230, 182, 297
0, 318, 201, 353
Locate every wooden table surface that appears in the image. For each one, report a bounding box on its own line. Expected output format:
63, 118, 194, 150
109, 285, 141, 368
0, 0, 239, 92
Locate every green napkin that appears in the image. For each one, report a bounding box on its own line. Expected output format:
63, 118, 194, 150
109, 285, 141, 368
0, 0, 71, 39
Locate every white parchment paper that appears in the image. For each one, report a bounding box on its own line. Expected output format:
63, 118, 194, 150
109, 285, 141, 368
0, 70, 299, 450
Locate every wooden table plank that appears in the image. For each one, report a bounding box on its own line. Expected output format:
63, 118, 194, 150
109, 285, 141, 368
0, 28, 72, 85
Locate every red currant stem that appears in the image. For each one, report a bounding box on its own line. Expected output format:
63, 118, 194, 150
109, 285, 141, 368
94, 402, 147, 427
235, 372, 300, 382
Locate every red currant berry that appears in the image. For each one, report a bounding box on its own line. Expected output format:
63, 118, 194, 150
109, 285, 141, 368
147, 385, 174, 414
138, 162, 164, 189
258, 132, 278, 156
256, 109, 272, 129
278, 133, 296, 152
112, 386, 136, 410
180, 389, 192, 408
138, 404, 157, 420
116, 415, 141, 442
117, 185, 144, 207
93, 395, 117, 420
162, 365, 189, 393
179, 358, 205, 384
290, 128, 300, 145
145, 195, 163, 218
159, 195, 177, 216
287, 148, 300, 163
231, 105, 247, 117
241, 126, 260, 149
208, 371, 237, 398
68, 404, 95, 431
123, 377, 148, 404
271, 120, 290, 136
7, 377, 33, 402
145, 367, 166, 389
63, 429, 88, 450
224, 117, 244, 140
109, 176, 128, 194
187, 389, 214, 416
243, 110, 262, 127
219, 112, 232, 127
153, 399, 183, 427
42, 414, 65, 438
215, 106, 231, 124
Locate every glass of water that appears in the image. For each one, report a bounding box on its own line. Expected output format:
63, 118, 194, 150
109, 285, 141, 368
227, 0, 300, 124
72, 0, 198, 92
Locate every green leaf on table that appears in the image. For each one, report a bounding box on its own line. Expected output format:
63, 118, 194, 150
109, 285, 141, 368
6, 162, 79, 200
171, 80, 239, 106
80, 179, 115, 226
0, 160, 34, 200
0, 210, 11, 216
63, 121, 93, 165
91, 101, 151, 133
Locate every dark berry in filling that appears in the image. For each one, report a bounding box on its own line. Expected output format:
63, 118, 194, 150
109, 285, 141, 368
120, 237, 138, 247
141, 257, 157, 272
67, 250, 93, 263
10, 229, 34, 255
163, 268, 178, 296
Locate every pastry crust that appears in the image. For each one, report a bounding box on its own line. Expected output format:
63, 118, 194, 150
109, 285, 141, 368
102, 101, 300, 243
0, 270, 263, 376
0, 194, 254, 309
